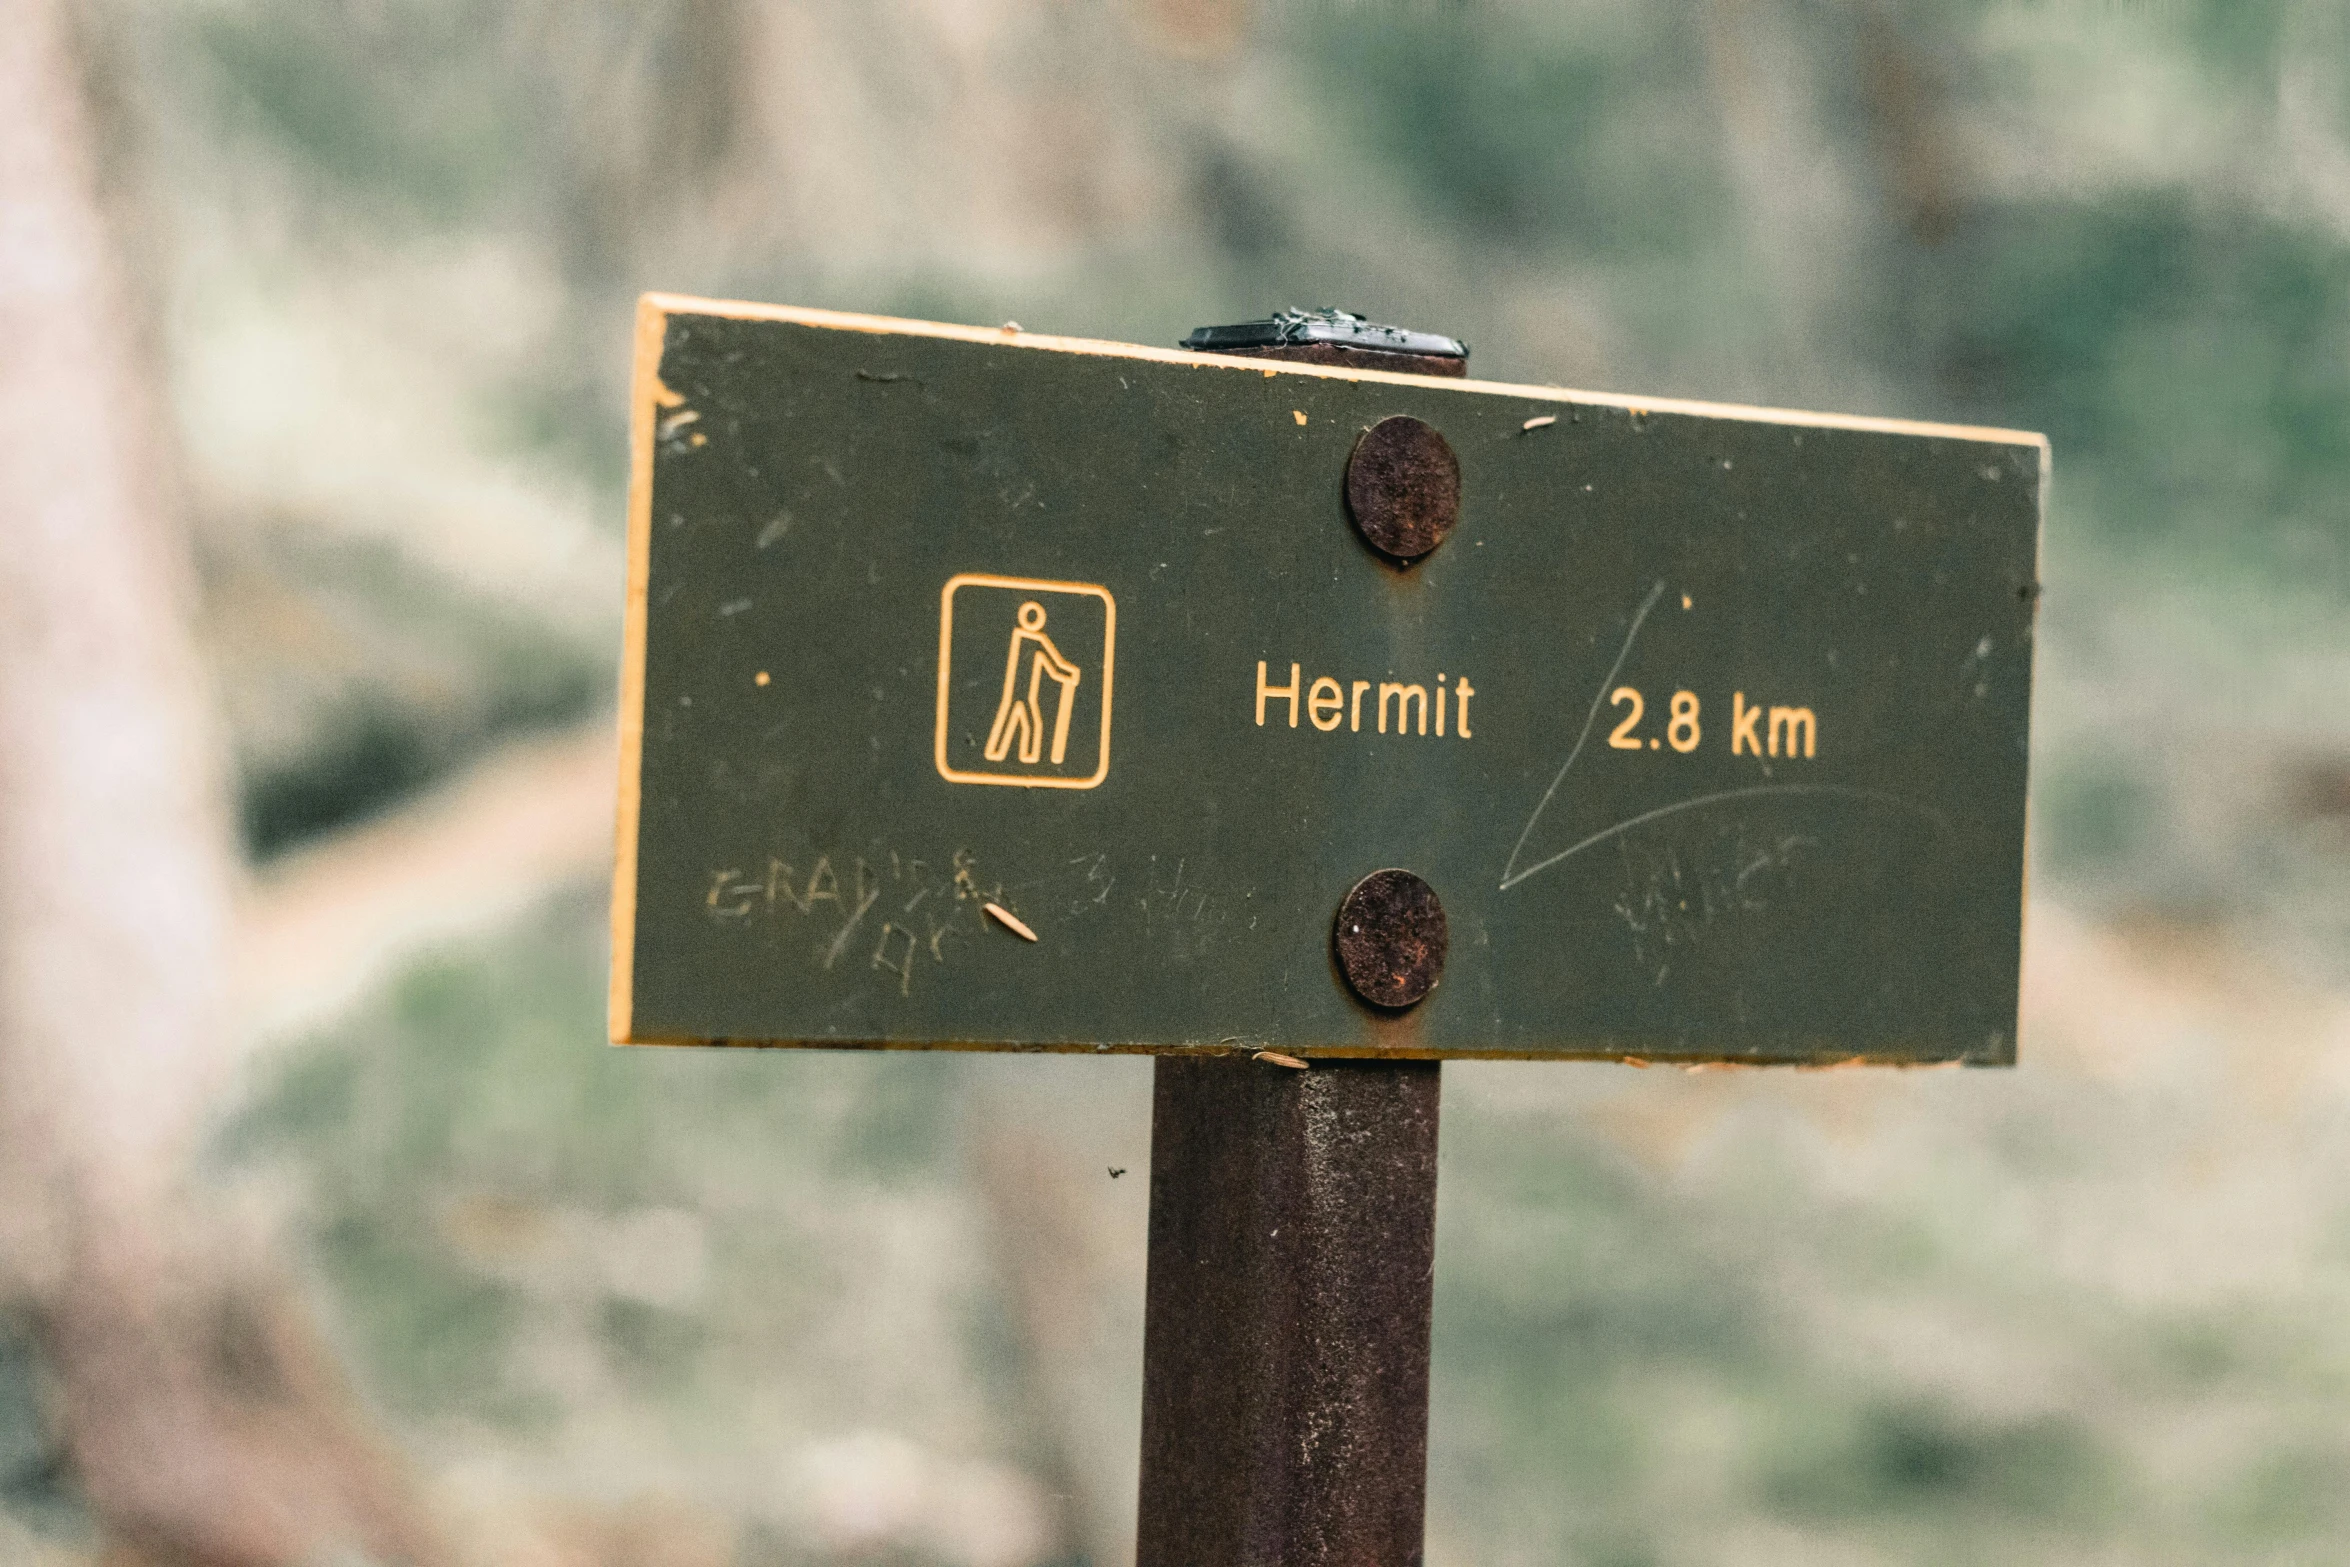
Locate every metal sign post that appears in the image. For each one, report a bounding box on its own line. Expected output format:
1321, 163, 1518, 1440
610, 294, 2046, 1566
1138, 1055, 1440, 1565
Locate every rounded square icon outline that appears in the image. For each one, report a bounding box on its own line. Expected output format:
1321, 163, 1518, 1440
935, 573, 1116, 789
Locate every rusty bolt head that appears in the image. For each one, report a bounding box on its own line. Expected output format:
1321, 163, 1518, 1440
1345, 416, 1460, 562
1334, 869, 1448, 1009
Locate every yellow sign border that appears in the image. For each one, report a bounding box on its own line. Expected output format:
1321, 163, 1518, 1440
934, 572, 1117, 790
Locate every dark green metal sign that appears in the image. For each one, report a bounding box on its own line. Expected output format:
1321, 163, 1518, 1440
612, 296, 2044, 1063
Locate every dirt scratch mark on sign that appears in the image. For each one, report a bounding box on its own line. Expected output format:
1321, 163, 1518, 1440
1500, 579, 1667, 891
820, 862, 884, 969
1068, 853, 1115, 911
872, 922, 920, 993
1613, 830, 1816, 977
1136, 856, 1220, 956
707, 844, 1150, 1000
1533, 784, 1949, 885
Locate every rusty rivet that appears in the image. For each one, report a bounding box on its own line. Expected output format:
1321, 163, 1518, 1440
1345, 416, 1460, 562
1333, 869, 1448, 1009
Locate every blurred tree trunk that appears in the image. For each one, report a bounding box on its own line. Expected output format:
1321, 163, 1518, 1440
0, 2, 446, 1562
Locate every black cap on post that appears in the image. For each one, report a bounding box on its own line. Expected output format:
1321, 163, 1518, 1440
1182, 307, 1470, 378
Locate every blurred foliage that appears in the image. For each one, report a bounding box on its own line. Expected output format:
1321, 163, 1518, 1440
0, 1314, 83, 1550
1300, 13, 1728, 258
205, 528, 605, 855
215, 893, 1064, 1562
1920, 195, 2350, 575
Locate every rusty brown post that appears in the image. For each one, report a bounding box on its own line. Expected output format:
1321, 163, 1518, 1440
1137, 1056, 1442, 1567
1134, 314, 1467, 1567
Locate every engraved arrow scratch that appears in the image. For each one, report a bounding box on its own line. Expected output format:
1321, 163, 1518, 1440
1500, 579, 1666, 891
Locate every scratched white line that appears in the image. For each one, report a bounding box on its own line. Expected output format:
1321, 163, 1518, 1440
1499, 579, 1668, 891
1500, 784, 1949, 891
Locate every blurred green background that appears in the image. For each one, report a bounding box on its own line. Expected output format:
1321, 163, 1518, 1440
12, 1, 2350, 1562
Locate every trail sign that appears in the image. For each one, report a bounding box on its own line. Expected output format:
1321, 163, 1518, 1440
610, 295, 2044, 1064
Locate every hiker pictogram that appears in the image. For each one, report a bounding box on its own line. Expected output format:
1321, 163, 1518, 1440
934, 573, 1117, 790
986, 601, 1082, 766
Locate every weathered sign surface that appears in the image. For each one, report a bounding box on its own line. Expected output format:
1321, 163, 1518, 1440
611, 295, 2045, 1063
